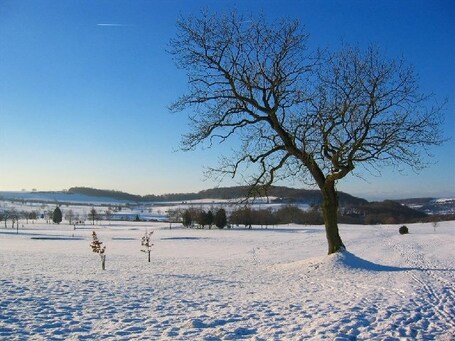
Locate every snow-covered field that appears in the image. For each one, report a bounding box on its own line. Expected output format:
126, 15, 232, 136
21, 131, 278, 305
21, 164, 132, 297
0, 221, 454, 340
0, 196, 309, 223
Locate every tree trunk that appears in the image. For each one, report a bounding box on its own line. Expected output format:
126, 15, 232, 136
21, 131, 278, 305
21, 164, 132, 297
101, 255, 106, 270
148, 251, 151, 263
321, 182, 345, 254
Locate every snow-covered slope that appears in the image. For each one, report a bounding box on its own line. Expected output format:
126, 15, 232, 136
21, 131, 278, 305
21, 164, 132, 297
0, 221, 454, 339
0, 191, 127, 204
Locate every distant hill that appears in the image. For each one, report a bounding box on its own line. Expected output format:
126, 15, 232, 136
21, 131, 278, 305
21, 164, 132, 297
61, 188, 453, 217
68, 187, 143, 202
68, 185, 368, 206
342, 200, 429, 224
396, 197, 455, 215
2, 186, 452, 224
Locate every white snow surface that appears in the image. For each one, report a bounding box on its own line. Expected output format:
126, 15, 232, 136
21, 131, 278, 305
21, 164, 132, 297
1, 221, 454, 340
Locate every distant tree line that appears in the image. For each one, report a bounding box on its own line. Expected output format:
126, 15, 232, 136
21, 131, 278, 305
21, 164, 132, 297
0, 201, 452, 231
0, 209, 38, 228
177, 201, 450, 228
0, 206, 106, 228
181, 208, 228, 229
178, 205, 324, 229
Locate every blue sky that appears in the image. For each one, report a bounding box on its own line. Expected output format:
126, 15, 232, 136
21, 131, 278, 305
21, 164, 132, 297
0, 0, 454, 200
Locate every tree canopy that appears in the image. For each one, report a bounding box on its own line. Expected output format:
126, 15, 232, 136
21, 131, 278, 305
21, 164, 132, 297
170, 12, 445, 254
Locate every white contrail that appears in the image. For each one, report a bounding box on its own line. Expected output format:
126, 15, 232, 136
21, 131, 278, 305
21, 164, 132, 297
97, 23, 132, 27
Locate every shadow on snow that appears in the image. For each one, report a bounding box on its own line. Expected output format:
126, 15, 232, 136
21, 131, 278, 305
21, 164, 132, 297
336, 250, 455, 273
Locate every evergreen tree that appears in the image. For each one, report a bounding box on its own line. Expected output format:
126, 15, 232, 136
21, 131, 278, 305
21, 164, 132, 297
206, 210, 214, 229
214, 208, 227, 229
53, 206, 62, 224
196, 210, 207, 228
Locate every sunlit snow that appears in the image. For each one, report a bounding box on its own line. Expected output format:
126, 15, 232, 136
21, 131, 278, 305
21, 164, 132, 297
1, 219, 454, 339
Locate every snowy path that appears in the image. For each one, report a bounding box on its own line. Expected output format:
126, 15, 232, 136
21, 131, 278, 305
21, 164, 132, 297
0, 222, 454, 340
376, 228, 455, 338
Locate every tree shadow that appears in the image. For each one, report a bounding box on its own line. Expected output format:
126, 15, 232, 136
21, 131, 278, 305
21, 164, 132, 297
160, 237, 211, 240
337, 251, 455, 273
0, 230, 84, 240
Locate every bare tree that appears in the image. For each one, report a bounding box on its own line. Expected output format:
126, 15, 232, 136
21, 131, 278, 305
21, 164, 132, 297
182, 209, 193, 228
88, 207, 98, 225
10, 209, 19, 233
23, 211, 29, 224
2, 211, 9, 228
105, 209, 112, 225
46, 210, 53, 224
167, 209, 181, 229
170, 12, 445, 254
65, 209, 74, 225
432, 220, 439, 233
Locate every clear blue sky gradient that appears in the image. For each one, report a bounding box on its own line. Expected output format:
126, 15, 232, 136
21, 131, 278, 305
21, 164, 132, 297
1, 0, 454, 200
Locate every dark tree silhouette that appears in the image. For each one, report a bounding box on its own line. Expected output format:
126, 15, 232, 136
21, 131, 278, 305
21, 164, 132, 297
214, 208, 227, 229
182, 209, 193, 228
196, 210, 209, 228
170, 12, 445, 254
53, 206, 62, 224
229, 206, 253, 229
206, 210, 214, 229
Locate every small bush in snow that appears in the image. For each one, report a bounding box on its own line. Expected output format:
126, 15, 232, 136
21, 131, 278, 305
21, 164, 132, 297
399, 225, 409, 235
141, 230, 154, 262
432, 221, 438, 232
90, 231, 106, 270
